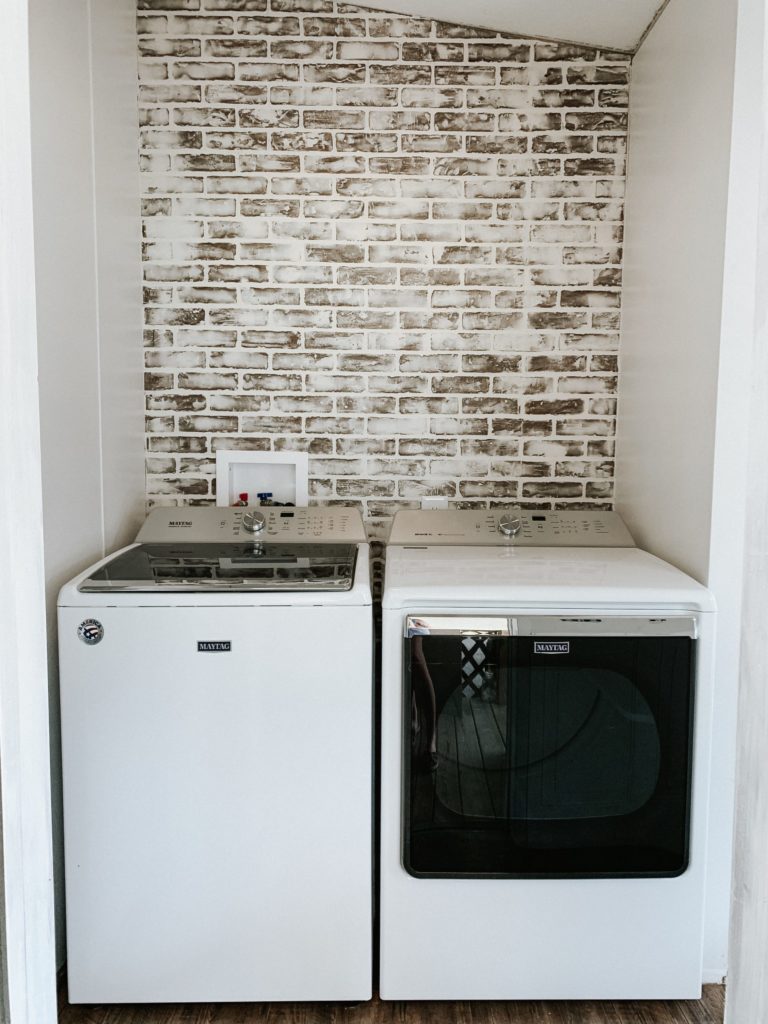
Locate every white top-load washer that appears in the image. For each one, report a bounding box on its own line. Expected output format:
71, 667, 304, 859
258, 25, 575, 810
58, 505, 373, 1004
380, 509, 715, 1001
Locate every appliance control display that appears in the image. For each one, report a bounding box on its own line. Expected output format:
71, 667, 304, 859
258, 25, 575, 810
136, 506, 367, 544
388, 509, 635, 548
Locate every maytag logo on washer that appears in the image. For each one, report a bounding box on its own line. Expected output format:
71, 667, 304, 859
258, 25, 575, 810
534, 641, 570, 655
197, 641, 232, 652
77, 619, 104, 645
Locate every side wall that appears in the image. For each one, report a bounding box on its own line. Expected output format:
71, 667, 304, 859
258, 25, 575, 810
726, 3, 768, 1017
0, 2, 57, 1016
615, 0, 752, 981
137, 0, 631, 536
28, 0, 144, 965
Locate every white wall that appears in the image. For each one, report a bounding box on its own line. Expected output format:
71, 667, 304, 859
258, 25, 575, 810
726, 201, 768, 1022
725, 5, 768, 1016
615, 0, 758, 981
28, 0, 144, 965
0, 2, 57, 1018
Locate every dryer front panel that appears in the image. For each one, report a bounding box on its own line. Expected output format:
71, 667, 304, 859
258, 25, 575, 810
403, 615, 695, 879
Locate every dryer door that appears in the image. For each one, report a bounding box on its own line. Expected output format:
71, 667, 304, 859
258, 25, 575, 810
403, 615, 695, 879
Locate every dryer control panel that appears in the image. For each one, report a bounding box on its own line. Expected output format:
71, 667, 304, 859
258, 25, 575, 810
136, 506, 367, 544
388, 509, 635, 547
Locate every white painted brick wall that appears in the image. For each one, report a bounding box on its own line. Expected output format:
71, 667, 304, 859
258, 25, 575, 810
137, 0, 630, 538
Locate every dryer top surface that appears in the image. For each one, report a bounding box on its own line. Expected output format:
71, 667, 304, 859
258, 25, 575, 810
383, 545, 714, 612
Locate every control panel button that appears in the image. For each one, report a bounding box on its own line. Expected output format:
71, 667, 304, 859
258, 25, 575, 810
498, 514, 522, 538
242, 510, 266, 534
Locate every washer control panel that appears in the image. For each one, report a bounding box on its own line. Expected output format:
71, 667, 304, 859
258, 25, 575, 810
388, 509, 635, 547
137, 506, 367, 544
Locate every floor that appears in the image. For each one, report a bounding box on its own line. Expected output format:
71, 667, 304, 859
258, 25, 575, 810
58, 984, 725, 1024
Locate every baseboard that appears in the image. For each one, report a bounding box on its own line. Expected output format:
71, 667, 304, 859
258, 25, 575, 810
703, 969, 727, 985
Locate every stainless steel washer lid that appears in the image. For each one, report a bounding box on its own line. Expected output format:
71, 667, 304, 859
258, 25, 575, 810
78, 542, 359, 593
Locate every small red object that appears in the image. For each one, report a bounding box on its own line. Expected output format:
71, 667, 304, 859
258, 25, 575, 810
239, 492, 248, 502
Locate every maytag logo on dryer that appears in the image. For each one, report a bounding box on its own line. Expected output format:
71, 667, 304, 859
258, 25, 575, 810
534, 641, 570, 655
197, 641, 232, 653
168, 520, 192, 528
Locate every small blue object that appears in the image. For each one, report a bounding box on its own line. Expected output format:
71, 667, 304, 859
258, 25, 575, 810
257, 492, 273, 500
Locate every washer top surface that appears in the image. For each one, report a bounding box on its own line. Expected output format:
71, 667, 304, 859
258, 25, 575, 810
61, 506, 372, 605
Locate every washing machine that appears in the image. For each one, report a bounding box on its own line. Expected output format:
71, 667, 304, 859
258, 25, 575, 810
379, 508, 715, 1000
58, 505, 373, 1004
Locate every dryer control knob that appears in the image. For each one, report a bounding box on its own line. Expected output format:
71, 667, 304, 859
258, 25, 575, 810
242, 510, 266, 534
498, 514, 522, 538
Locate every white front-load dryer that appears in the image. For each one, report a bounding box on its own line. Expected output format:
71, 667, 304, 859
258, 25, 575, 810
379, 508, 715, 1000
58, 505, 373, 1004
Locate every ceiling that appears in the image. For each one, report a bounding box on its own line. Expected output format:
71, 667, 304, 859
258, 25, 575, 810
348, 0, 668, 53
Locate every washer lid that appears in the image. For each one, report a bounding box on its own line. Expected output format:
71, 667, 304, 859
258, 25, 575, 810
78, 542, 359, 593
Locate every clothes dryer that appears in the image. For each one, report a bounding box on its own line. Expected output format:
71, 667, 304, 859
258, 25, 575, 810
58, 505, 373, 1004
380, 509, 715, 1000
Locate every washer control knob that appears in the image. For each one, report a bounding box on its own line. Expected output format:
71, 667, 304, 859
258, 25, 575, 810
242, 510, 266, 534
498, 514, 522, 538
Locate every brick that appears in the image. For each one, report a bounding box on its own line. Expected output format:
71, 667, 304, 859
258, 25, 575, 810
239, 62, 299, 81
270, 40, 333, 59
140, 129, 202, 149
336, 40, 398, 58
366, 375, 428, 394
401, 42, 464, 62
209, 351, 269, 369
239, 109, 299, 128
272, 131, 333, 151
207, 264, 268, 282
338, 396, 397, 413
337, 177, 397, 196
467, 88, 527, 108
172, 62, 235, 80
401, 87, 462, 108
306, 287, 364, 306
337, 87, 399, 107
240, 416, 303, 432
236, 15, 300, 33
240, 199, 300, 217
205, 83, 267, 103
140, 39, 201, 58
468, 42, 531, 61
304, 110, 365, 129
305, 62, 365, 83
207, 219, 268, 238
368, 157, 430, 174
370, 64, 431, 85
435, 65, 496, 85
204, 38, 269, 57
434, 157, 496, 176
179, 415, 238, 431
535, 42, 597, 61
566, 111, 627, 131
567, 65, 629, 85
304, 16, 366, 36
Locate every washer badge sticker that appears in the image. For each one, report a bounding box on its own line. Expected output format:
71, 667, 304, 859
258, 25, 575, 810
77, 619, 104, 645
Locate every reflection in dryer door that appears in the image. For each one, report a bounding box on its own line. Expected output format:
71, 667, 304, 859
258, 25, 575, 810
404, 626, 694, 879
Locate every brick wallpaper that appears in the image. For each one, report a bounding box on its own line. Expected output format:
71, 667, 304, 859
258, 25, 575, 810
138, 0, 630, 538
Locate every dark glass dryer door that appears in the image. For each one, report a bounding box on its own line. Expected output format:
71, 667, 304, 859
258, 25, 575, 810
404, 615, 696, 879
